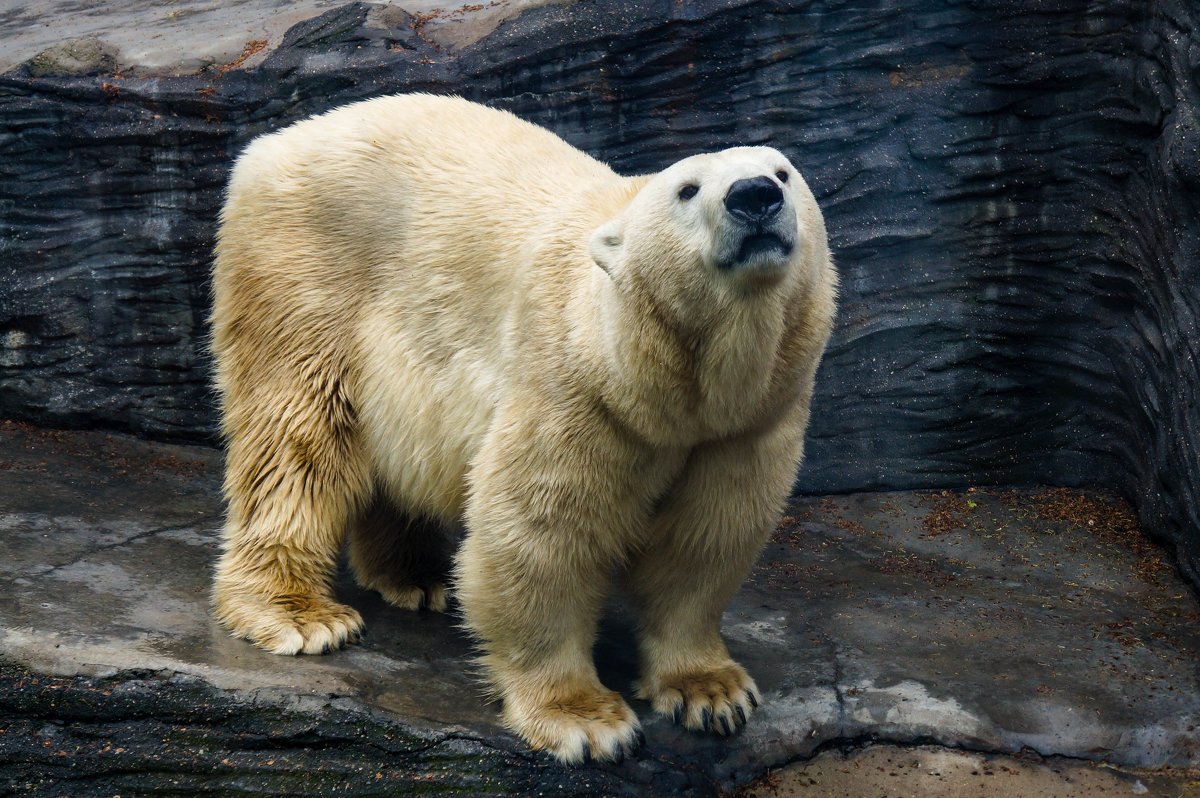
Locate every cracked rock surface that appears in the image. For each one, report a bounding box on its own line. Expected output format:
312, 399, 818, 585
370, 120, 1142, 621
3, 421, 1199, 795
740, 744, 1200, 797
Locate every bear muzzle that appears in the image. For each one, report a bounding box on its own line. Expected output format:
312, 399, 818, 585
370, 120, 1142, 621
734, 230, 793, 266
718, 176, 795, 276
724, 176, 784, 224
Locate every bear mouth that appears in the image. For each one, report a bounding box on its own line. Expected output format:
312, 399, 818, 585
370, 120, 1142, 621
733, 232, 792, 265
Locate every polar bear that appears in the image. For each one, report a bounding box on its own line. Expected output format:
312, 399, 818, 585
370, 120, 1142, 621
210, 93, 836, 764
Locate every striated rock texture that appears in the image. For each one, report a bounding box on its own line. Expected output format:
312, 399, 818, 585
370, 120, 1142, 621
0, 1, 1197, 577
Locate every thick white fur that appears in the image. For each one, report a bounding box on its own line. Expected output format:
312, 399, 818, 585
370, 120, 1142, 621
210, 93, 836, 763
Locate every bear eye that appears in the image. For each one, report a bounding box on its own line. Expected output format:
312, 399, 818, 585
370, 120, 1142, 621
775, 170, 789, 183
678, 184, 699, 201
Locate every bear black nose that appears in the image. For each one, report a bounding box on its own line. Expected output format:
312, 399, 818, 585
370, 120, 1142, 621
724, 176, 784, 224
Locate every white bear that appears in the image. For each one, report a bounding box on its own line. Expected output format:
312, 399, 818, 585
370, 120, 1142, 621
210, 93, 836, 764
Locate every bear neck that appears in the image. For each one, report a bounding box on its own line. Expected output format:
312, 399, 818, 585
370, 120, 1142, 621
580, 264, 804, 446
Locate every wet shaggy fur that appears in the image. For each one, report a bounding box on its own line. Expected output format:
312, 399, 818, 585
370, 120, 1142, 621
210, 94, 836, 764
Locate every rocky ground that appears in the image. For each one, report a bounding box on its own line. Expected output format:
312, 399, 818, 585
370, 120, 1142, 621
2, 419, 1199, 795
739, 744, 1200, 797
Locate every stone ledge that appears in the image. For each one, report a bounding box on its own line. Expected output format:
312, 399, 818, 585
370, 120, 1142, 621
0, 661, 708, 797
2, 1, 572, 77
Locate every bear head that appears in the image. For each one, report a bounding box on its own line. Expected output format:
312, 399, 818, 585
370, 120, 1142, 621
589, 147, 815, 307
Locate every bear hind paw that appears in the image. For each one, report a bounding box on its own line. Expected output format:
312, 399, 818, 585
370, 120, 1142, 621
216, 592, 364, 656
375, 581, 448, 612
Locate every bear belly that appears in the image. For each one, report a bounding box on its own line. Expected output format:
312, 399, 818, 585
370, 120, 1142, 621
354, 306, 505, 523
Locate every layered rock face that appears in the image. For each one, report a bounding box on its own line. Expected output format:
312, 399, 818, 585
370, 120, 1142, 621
1, 1, 1196, 575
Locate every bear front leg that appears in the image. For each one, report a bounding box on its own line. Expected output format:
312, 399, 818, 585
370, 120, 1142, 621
458, 404, 646, 764
458, 533, 641, 764
629, 413, 807, 736
213, 381, 371, 655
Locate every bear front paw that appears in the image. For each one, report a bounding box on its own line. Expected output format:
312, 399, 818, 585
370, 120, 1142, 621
637, 662, 761, 736
503, 683, 644, 765
215, 590, 364, 656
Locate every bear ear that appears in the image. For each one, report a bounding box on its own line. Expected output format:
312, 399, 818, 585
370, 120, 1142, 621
588, 218, 624, 278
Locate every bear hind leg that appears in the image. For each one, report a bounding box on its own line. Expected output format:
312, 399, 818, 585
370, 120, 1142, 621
348, 492, 451, 612
213, 373, 371, 656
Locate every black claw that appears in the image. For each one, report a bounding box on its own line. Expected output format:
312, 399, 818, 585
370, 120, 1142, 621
720, 715, 732, 736
736, 704, 747, 725
672, 704, 683, 725
580, 741, 591, 762
635, 729, 646, 748
701, 707, 712, 732
746, 689, 759, 708
612, 746, 624, 765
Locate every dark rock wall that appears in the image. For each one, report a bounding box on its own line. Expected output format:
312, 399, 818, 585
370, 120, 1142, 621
1105, 0, 1200, 584
1, 1, 1197, 575
1, 98, 223, 435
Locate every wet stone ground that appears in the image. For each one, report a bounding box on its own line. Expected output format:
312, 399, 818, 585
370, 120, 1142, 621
1, 420, 1199, 796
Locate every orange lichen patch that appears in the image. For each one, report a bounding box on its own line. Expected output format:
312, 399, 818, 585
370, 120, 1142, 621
778, 504, 815, 527
755, 560, 827, 590
1103, 619, 1146, 651
875, 550, 968, 589
409, 4, 509, 50
1015, 487, 1136, 537
834, 518, 870, 537
1011, 487, 1174, 585
888, 63, 970, 89
769, 503, 815, 545
0, 419, 206, 482
215, 39, 267, 76
919, 488, 979, 536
